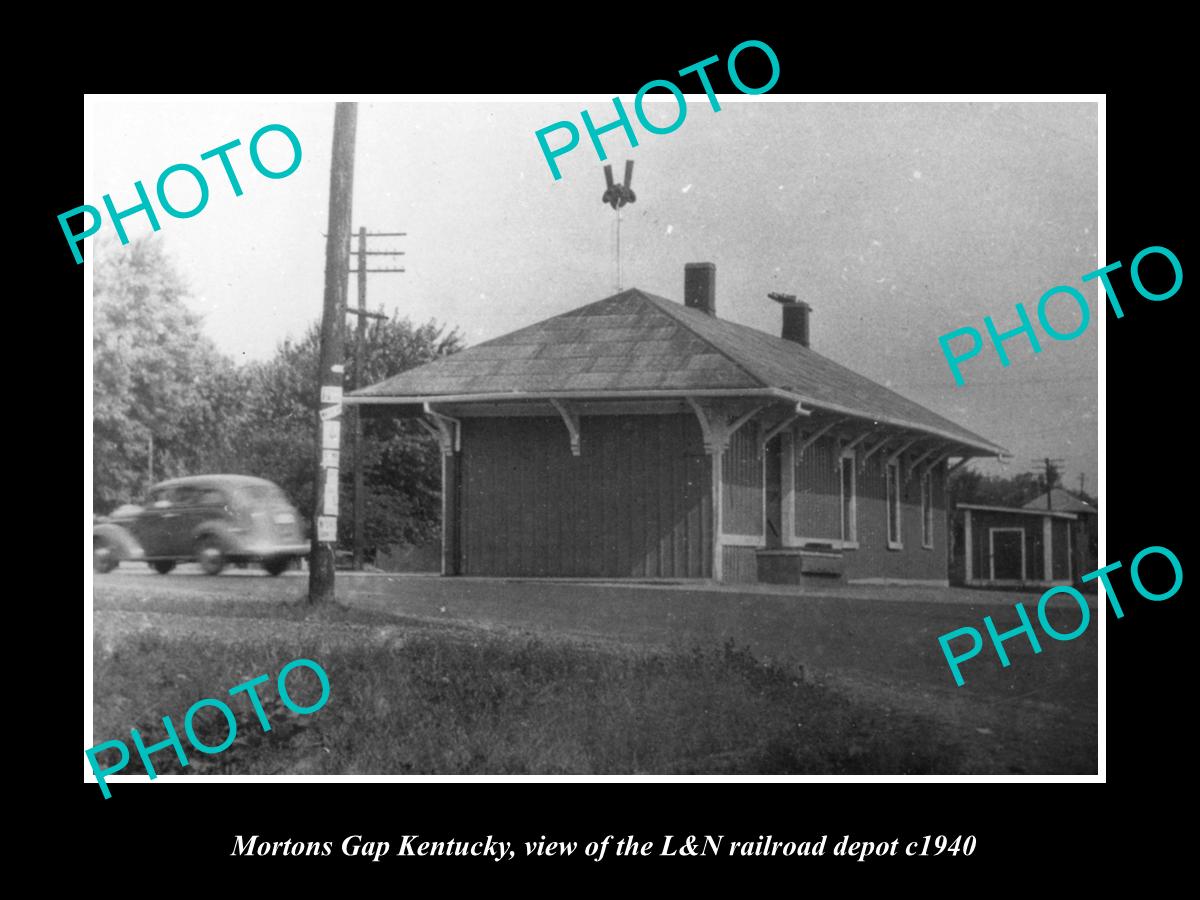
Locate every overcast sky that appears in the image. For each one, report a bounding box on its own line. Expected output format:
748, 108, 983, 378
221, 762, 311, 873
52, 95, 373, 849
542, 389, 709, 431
86, 98, 1098, 492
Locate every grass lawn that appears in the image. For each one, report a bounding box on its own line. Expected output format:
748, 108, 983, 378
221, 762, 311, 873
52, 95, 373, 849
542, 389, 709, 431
91, 573, 1097, 775
92, 601, 965, 776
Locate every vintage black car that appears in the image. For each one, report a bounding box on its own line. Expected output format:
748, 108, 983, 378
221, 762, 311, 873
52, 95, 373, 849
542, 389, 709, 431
93, 475, 309, 576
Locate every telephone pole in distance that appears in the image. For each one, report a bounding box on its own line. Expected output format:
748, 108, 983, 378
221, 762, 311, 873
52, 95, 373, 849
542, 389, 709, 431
347, 228, 405, 569
1031, 457, 1066, 510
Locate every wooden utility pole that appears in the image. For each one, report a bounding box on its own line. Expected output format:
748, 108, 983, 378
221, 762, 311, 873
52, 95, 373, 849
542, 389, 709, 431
309, 102, 357, 604
346, 229, 403, 569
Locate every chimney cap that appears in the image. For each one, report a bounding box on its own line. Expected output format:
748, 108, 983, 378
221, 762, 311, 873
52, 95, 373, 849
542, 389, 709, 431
768, 292, 809, 309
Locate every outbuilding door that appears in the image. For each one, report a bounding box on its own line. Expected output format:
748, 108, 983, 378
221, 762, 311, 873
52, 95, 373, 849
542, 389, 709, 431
989, 527, 1025, 581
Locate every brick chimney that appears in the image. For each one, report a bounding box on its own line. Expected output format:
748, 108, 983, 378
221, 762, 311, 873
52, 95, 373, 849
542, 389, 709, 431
684, 262, 716, 316
768, 292, 811, 347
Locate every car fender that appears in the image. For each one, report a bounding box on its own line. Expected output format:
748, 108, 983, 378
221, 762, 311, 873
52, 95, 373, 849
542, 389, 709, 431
190, 519, 242, 551
92, 522, 144, 560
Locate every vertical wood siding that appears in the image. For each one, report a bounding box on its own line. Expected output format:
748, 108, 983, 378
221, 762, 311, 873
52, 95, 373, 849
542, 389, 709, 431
794, 433, 840, 539
1051, 518, 1070, 580
722, 546, 758, 583
459, 413, 711, 578
722, 421, 763, 535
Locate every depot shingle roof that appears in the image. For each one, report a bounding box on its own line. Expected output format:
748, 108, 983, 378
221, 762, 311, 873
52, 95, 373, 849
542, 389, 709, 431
350, 288, 1005, 455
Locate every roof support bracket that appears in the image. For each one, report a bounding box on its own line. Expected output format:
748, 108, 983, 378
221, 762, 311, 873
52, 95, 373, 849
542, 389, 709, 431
859, 434, 893, 468
886, 438, 919, 467
841, 428, 877, 454
946, 456, 972, 476
758, 412, 803, 455
795, 417, 847, 460
422, 403, 461, 455
919, 448, 955, 479
687, 397, 765, 454
416, 418, 440, 441
549, 399, 582, 456
906, 444, 943, 480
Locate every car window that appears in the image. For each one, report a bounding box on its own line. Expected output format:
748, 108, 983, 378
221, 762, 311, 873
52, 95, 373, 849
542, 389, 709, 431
148, 487, 171, 508
198, 488, 227, 507
239, 484, 285, 506
170, 486, 205, 506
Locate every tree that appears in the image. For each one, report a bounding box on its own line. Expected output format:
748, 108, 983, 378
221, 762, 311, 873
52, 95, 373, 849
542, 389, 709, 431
226, 314, 463, 555
91, 236, 464, 553
347, 316, 464, 554
947, 467, 1044, 510
92, 238, 239, 513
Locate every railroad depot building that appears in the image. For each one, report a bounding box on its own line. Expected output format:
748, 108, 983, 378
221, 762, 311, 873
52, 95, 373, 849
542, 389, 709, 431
347, 264, 1006, 585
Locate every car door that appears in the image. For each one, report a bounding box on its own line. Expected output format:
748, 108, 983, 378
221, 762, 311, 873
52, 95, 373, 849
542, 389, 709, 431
133, 486, 175, 558
161, 485, 208, 556
188, 486, 233, 547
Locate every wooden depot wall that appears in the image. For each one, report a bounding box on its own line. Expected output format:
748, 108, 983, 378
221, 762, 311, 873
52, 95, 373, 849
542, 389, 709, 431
447, 412, 951, 583
456, 413, 712, 578
791, 433, 949, 582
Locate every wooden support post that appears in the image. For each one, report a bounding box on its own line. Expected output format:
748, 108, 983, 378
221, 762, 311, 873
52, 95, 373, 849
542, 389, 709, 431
686, 397, 765, 582
441, 449, 461, 575
712, 448, 724, 582
421, 407, 461, 575
964, 508, 973, 583
781, 430, 795, 546
1042, 515, 1053, 582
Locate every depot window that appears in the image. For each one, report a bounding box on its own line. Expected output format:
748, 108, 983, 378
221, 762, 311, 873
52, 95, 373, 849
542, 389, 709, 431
886, 461, 903, 549
840, 449, 857, 547
921, 471, 935, 549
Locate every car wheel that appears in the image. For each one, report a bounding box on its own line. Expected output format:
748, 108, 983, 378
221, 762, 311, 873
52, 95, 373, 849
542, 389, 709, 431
262, 556, 291, 577
151, 560, 176, 575
195, 535, 226, 575
93, 538, 119, 574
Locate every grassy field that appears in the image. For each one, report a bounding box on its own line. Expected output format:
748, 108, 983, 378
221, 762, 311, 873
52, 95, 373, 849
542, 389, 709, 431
91, 573, 1097, 775
93, 601, 967, 776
